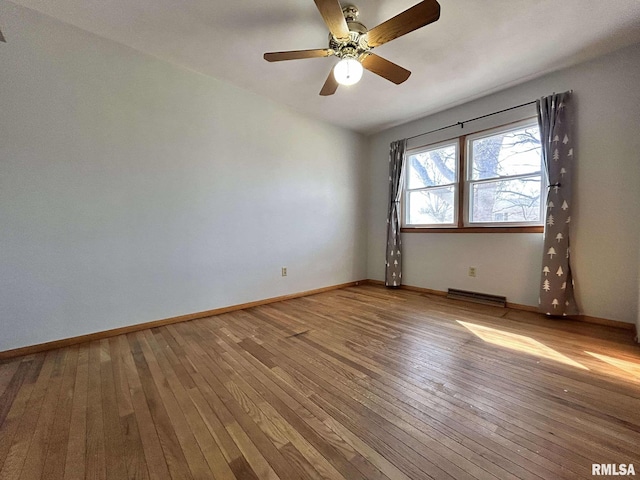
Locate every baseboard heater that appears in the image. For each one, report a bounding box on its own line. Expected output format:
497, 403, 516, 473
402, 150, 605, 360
447, 288, 507, 307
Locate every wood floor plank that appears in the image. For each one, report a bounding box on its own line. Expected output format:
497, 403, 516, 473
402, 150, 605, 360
128, 333, 194, 480
274, 344, 496, 479
159, 342, 282, 480
137, 330, 211, 480
0, 361, 33, 446
0, 351, 55, 480
107, 337, 149, 480
162, 328, 249, 468
18, 349, 68, 480
169, 323, 312, 480
225, 310, 484, 477
130, 332, 199, 480
267, 334, 541, 480
148, 329, 236, 480
212, 312, 472, 480
63, 344, 89, 480
193, 322, 353, 480
284, 294, 640, 464
0, 362, 21, 410
86, 341, 107, 480
258, 342, 458, 479
205, 319, 381, 480
308, 316, 616, 466
41, 346, 78, 479
98, 339, 129, 480
307, 315, 640, 458
1, 285, 639, 479
117, 335, 168, 480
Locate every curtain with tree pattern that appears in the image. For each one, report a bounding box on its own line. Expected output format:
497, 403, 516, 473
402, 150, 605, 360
537, 91, 577, 315
385, 139, 406, 287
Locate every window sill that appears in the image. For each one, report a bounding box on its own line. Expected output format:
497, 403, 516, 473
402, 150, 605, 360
401, 226, 544, 234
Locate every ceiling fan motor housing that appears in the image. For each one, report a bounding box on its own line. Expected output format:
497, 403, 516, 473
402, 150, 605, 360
328, 6, 371, 60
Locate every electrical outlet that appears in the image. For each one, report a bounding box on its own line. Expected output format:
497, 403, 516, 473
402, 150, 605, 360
468, 267, 477, 277
281, 267, 287, 277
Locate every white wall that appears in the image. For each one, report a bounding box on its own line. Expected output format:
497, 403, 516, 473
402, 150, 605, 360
0, 3, 367, 351
367, 43, 640, 324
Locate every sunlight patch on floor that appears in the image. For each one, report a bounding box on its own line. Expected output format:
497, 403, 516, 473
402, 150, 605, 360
584, 351, 640, 380
457, 320, 588, 370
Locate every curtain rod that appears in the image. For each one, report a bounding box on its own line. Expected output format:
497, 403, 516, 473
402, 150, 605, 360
404, 100, 538, 142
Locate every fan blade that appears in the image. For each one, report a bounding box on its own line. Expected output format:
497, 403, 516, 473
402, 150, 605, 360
264, 49, 332, 62
366, 0, 440, 48
314, 0, 350, 40
0, 28, 5, 43
319, 69, 339, 96
361, 53, 411, 84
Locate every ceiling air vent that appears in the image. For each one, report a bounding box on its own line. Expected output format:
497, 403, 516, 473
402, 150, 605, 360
447, 288, 506, 307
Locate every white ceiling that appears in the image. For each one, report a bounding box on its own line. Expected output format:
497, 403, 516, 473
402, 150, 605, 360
8, 0, 640, 133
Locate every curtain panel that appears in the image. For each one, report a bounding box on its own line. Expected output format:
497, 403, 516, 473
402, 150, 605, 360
385, 139, 407, 287
537, 91, 577, 315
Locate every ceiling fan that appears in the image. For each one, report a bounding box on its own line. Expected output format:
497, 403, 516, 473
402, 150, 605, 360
264, 0, 440, 96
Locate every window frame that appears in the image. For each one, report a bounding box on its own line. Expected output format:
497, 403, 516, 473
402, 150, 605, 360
402, 139, 460, 228
401, 118, 545, 233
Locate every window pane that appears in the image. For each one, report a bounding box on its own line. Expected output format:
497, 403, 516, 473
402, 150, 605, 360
470, 125, 541, 180
470, 176, 542, 223
407, 187, 455, 225
407, 144, 457, 189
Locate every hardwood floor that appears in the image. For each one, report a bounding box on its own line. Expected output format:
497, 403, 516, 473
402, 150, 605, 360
1, 284, 639, 479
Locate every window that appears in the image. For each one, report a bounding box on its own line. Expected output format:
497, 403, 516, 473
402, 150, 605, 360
403, 119, 544, 231
404, 141, 458, 227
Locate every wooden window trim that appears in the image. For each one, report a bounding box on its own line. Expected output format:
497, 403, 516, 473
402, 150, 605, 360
456, 136, 465, 227
401, 226, 544, 234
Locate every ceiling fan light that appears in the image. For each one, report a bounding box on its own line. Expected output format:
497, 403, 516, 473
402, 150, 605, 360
333, 57, 363, 86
